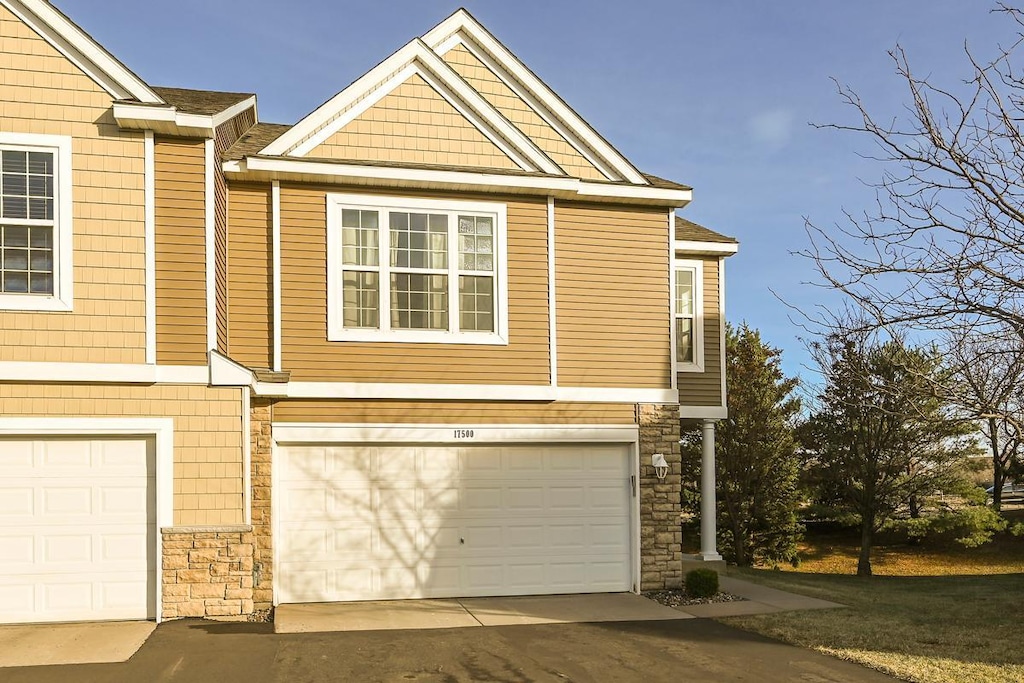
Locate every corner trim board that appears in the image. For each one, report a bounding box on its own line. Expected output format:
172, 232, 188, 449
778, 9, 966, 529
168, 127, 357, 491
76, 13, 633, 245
205, 138, 217, 352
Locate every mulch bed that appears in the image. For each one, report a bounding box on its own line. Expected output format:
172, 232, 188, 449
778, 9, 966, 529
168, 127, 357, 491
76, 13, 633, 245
643, 589, 745, 607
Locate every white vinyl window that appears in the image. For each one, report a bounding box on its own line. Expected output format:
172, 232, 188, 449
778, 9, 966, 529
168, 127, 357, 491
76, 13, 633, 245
327, 193, 508, 344
675, 260, 704, 372
0, 133, 72, 312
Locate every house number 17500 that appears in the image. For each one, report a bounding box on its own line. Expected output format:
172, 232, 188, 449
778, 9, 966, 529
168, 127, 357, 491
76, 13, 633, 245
453, 429, 475, 439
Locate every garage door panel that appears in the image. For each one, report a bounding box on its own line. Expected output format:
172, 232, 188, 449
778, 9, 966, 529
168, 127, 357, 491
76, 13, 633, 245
278, 442, 633, 603
0, 437, 155, 624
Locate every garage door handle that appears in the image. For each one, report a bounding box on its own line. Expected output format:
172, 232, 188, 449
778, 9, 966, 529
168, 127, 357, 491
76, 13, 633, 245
460, 537, 465, 544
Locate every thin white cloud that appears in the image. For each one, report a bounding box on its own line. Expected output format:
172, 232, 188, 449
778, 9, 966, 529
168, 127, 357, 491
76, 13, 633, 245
748, 108, 795, 149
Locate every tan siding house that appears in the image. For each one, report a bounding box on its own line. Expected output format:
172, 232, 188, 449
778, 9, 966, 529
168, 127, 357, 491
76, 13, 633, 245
0, 1, 736, 625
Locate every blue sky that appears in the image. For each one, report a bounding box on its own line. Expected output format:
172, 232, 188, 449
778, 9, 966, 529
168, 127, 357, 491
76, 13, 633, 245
59, 0, 1014, 382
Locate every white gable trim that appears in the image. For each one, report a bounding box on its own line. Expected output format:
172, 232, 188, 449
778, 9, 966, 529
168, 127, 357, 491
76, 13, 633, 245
261, 40, 562, 176
1, 0, 161, 104
422, 10, 648, 185
434, 33, 621, 182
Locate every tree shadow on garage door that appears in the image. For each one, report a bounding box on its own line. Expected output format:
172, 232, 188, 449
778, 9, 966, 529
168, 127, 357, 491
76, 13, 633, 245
277, 442, 464, 603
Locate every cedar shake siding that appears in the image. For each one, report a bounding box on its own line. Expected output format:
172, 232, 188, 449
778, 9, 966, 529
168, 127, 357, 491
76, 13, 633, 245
0, 4, 146, 363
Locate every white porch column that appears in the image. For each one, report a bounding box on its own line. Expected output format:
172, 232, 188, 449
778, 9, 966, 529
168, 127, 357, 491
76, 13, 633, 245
699, 418, 722, 561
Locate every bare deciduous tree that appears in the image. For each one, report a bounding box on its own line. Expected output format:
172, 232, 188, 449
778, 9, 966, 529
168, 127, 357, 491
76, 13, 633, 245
800, 5, 1024, 341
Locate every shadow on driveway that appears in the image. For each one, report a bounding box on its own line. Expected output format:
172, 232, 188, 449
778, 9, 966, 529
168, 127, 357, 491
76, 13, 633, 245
0, 617, 895, 682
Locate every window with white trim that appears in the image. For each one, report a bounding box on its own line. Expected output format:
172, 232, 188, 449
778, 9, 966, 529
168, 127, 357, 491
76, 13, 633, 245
675, 260, 704, 371
0, 133, 72, 311
327, 194, 508, 344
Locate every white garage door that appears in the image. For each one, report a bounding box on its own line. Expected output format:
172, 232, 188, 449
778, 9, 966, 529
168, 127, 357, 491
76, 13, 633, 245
278, 443, 633, 603
0, 437, 156, 624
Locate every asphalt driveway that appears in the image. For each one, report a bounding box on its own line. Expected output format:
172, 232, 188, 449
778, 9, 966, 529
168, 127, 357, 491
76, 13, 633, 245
0, 618, 895, 683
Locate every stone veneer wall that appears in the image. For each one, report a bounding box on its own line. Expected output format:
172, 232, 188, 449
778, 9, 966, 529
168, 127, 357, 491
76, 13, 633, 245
161, 527, 254, 620
638, 403, 683, 590
251, 398, 274, 612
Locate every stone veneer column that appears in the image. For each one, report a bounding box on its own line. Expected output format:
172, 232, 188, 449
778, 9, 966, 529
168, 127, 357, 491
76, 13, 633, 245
250, 397, 274, 612
638, 403, 682, 590
161, 527, 254, 620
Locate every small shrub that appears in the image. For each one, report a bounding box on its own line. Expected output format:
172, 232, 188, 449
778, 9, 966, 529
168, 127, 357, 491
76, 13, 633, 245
685, 568, 719, 598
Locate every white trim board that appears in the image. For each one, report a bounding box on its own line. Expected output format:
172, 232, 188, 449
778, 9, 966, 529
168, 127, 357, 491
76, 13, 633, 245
144, 131, 156, 364
204, 138, 217, 352
0, 417, 175, 623
270, 381, 677, 404
112, 96, 258, 139
674, 240, 738, 255
271, 423, 638, 445
0, 0, 161, 103
0, 361, 208, 384
0, 132, 73, 313
224, 156, 692, 207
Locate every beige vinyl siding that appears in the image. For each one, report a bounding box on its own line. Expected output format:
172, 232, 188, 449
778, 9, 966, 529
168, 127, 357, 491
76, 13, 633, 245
555, 203, 671, 388
273, 399, 636, 425
0, 5, 145, 363
309, 74, 518, 170
442, 44, 604, 181
155, 138, 207, 365
226, 182, 272, 368
0, 383, 244, 526
678, 257, 723, 407
214, 107, 256, 353
278, 185, 550, 383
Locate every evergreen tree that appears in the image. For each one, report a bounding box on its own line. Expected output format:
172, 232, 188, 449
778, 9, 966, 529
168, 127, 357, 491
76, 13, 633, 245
682, 323, 802, 566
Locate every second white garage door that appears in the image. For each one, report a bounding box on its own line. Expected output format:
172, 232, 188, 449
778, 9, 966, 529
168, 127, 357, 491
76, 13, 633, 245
277, 443, 633, 603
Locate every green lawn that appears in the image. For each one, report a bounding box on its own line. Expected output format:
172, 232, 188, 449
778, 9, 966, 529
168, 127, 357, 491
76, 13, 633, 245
722, 563, 1024, 683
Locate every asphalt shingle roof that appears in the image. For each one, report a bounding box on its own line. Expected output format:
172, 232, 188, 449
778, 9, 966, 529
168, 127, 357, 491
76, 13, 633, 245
675, 215, 737, 244
152, 86, 254, 116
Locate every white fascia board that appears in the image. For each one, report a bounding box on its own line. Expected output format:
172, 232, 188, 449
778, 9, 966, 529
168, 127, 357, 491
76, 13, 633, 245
2, 0, 162, 103
229, 156, 688, 205
271, 423, 639, 445
212, 96, 258, 128
422, 10, 648, 185
674, 240, 739, 256
237, 155, 577, 192
576, 181, 691, 205
0, 361, 208, 384
114, 97, 257, 138
679, 405, 728, 420
555, 387, 679, 404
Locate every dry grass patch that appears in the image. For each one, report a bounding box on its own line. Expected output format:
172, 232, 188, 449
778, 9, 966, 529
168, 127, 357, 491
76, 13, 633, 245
723, 562, 1024, 683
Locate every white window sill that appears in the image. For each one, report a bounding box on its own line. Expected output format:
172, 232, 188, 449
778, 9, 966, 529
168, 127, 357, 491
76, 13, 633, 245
328, 329, 509, 346
0, 294, 72, 312
677, 361, 705, 373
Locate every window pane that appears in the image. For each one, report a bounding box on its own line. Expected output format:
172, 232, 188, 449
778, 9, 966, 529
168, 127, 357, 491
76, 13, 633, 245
458, 215, 494, 272
1, 225, 54, 296
391, 272, 448, 330
676, 269, 694, 316
676, 318, 693, 364
391, 212, 447, 270
2, 150, 26, 174
3, 270, 27, 293
341, 209, 379, 267
459, 275, 494, 332
342, 271, 379, 329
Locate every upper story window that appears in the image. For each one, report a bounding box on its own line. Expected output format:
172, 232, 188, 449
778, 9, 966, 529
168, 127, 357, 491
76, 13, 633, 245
326, 193, 508, 344
675, 259, 704, 372
0, 133, 72, 312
